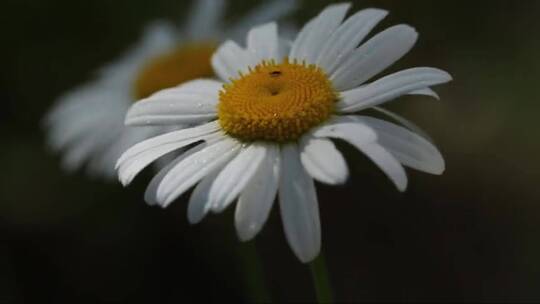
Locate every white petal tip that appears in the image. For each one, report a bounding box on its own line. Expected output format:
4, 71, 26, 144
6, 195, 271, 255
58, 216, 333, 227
297, 250, 320, 264
397, 182, 408, 192
118, 175, 131, 187
436, 69, 453, 83
237, 233, 254, 243
364, 7, 389, 17
432, 164, 446, 175
187, 217, 202, 225
236, 223, 260, 242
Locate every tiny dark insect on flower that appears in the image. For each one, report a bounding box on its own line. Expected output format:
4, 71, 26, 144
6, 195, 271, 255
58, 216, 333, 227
270, 71, 282, 77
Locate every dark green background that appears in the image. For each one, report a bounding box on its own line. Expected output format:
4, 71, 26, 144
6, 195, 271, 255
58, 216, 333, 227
2, 0, 540, 302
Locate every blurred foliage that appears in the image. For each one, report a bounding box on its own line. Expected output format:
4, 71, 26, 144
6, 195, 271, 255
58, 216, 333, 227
1, 0, 540, 302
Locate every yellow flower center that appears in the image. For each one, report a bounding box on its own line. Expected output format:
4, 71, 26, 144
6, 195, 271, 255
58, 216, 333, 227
218, 59, 338, 142
133, 42, 216, 99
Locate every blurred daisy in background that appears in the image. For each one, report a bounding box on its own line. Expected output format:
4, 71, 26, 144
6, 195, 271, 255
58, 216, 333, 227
43, 0, 297, 179
117, 3, 452, 262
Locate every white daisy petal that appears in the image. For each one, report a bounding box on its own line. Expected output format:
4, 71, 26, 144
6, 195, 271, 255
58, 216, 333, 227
311, 116, 378, 144
290, 3, 351, 64
139, 21, 178, 56
337, 67, 452, 112
331, 25, 419, 91
156, 138, 241, 207
45, 83, 110, 126
187, 167, 222, 224
99, 21, 178, 79
316, 8, 388, 74
247, 22, 279, 62
277, 38, 293, 59
300, 136, 349, 185
279, 144, 321, 263
408, 87, 440, 99
62, 129, 113, 172
185, 0, 226, 40
235, 145, 280, 242
116, 121, 220, 186
87, 127, 159, 180
355, 116, 445, 175
151, 79, 223, 99
145, 143, 207, 206
49, 111, 117, 150
372, 106, 433, 142
314, 118, 407, 191
211, 40, 256, 81
208, 143, 268, 213
356, 143, 408, 192
125, 79, 221, 126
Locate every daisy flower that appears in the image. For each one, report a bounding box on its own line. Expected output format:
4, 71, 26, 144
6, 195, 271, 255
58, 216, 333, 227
43, 0, 297, 179
117, 3, 452, 262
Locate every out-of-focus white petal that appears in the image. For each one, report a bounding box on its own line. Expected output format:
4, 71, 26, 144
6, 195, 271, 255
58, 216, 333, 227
235, 145, 280, 242
86, 126, 160, 179
61, 125, 116, 172
337, 67, 452, 112
290, 3, 351, 64
300, 136, 349, 185
185, 0, 226, 40
208, 143, 268, 213
211, 40, 256, 81
156, 138, 241, 207
99, 21, 178, 79
227, 0, 299, 41
279, 144, 321, 263
316, 8, 388, 74
331, 25, 419, 91
125, 79, 222, 126
116, 121, 220, 186
246, 22, 280, 62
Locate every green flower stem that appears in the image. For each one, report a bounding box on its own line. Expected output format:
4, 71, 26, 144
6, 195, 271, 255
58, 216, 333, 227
238, 241, 271, 303
310, 252, 334, 304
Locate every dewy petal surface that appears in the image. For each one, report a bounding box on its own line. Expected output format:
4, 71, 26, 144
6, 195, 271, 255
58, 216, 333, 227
187, 167, 223, 224
126, 79, 221, 126
279, 144, 321, 263
208, 143, 268, 213
116, 121, 220, 186
235, 145, 280, 242
144, 143, 206, 206
112, 2, 452, 264
156, 138, 241, 207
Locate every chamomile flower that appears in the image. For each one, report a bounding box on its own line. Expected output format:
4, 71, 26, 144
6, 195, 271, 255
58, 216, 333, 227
117, 3, 452, 262
43, 0, 297, 179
